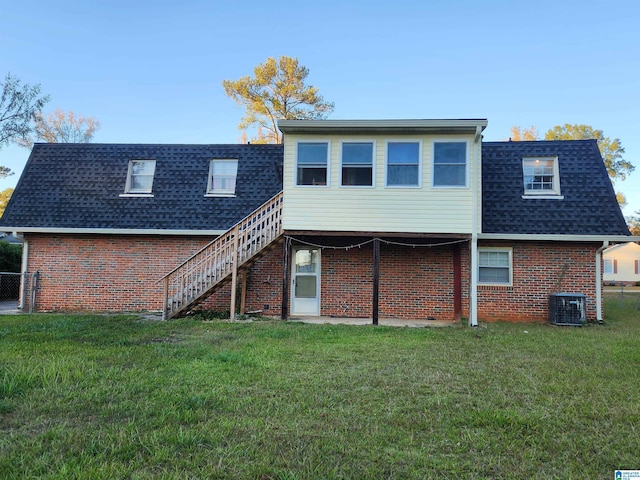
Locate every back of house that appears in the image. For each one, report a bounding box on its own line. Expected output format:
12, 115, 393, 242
0, 119, 635, 324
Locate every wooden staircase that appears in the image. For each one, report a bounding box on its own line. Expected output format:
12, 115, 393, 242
161, 191, 283, 319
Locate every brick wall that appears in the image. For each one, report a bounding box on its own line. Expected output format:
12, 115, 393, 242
242, 245, 284, 315
313, 240, 469, 321
477, 241, 600, 322
315, 239, 598, 322
25, 234, 215, 312
320, 246, 373, 318
23, 234, 601, 323
198, 244, 285, 316
24, 233, 285, 316
380, 243, 469, 320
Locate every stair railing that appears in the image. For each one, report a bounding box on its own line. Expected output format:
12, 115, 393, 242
161, 191, 283, 319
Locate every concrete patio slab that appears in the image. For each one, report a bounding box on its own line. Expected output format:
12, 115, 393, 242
287, 316, 461, 328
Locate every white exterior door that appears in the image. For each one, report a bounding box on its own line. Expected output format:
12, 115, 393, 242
291, 247, 320, 316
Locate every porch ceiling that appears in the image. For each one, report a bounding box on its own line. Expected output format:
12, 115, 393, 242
284, 230, 472, 239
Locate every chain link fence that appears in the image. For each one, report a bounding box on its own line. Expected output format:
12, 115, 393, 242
0, 271, 39, 314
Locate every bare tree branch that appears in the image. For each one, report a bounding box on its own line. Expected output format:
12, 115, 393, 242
0, 73, 49, 148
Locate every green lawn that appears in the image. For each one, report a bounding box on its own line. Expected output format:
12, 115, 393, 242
1, 295, 639, 479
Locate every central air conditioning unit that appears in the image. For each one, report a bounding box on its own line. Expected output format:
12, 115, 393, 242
549, 293, 586, 326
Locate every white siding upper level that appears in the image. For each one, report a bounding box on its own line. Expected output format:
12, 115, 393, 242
278, 119, 487, 234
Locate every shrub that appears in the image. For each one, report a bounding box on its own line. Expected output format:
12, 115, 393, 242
0, 241, 22, 272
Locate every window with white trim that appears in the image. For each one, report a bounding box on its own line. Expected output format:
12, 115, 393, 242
386, 142, 420, 186
207, 159, 238, 195
341, 142, 373, 186
478, 248, 512, 285
603, 258, 615, 274
297, 142, 328, 186
125, 159, 156, 194
522, 157, 561, 196
433, 142, 467, 187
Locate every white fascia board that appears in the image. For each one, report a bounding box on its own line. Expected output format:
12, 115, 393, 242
478, 233, 640, 243
278, 119, 488, 134
603, 242, 640, 252
4, 227, 226, 236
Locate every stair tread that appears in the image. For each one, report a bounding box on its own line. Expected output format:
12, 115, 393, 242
162, 192, 284, 319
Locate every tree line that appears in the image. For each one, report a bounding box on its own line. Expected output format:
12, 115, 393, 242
0, 73, 100, 158
0, 73, 101, 216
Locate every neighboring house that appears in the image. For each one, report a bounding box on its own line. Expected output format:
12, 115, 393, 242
603, 242, 640, 285
0, 233, 23, 245
0, 119, 635, 324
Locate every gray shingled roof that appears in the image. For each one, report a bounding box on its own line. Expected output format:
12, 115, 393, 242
482, 139, 630, 235
0, 143, 283, 231
1, 139, 629, 237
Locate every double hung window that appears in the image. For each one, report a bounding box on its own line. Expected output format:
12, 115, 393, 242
208, 159, 238, 195
297, 142, 328, 186
125, 159, 156, 194
522, 157, 560, 195
341, 142, 373, 186
433, 142, 467, 187
387, 142, 420, 186
478, 248, 512, 285
604, 258, 616, 274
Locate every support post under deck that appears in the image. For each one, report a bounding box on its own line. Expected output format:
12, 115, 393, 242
230, 226, 239, 320
453, 243, 462, 321
372, 238, 380, 325
281, 238, 290, 320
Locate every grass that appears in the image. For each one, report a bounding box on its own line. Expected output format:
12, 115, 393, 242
1, 295, 639, 479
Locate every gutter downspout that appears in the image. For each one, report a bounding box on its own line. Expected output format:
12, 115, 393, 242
596, 241, 609, 323
470, 126, 483, 327
15, 232, 27, 310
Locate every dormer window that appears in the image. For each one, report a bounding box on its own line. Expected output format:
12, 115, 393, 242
207, 159, 238, 195
523, 156, 561, 196
125, 159, 156, 194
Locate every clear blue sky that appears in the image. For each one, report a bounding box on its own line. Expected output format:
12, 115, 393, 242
1, 0, 639, 217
